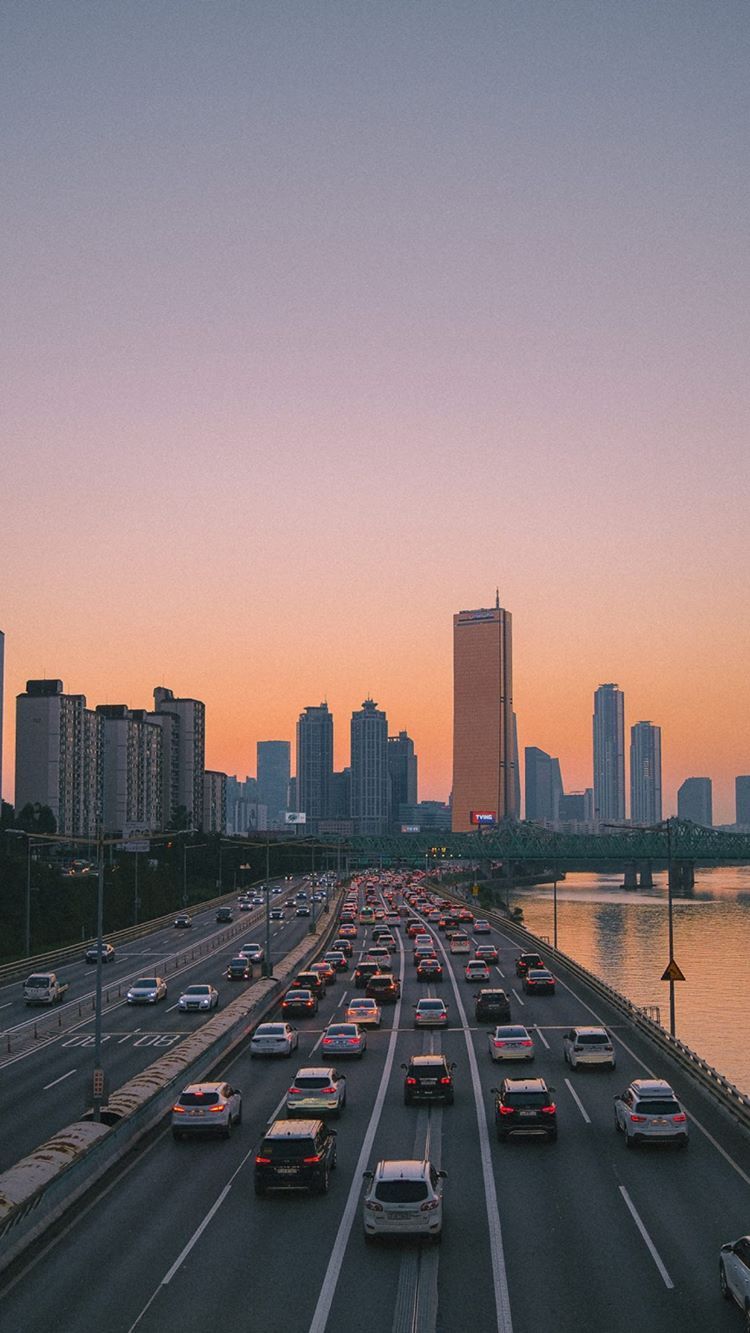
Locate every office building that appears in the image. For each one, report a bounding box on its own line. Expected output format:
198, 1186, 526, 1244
388, 730, 418, 828
630, 722, 662, 825
153, 686, 205, 829
328, 768, 352, 821
0, 629, 4, 806
677, 777, 713, 827
96, 705, 163, 836
15, 680, 98, 835
557, 790, 594, 829
398, 800, 451, 831
525, 747, 563, 823
451, 597, 517, 832
593, 684, 625, 824
736, 776, 750, 828
257, 740, 291, 828
203, 770, 227, 834
225, 775, 265, 834
350, 699, 389, 835
296, 703, 334, 832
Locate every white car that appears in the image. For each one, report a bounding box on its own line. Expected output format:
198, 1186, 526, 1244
345, 998, 382, 1028
178, 983, 219, 1013
250, 1022, 299, 1058
563, 1026, 615, 1069
465, 960, 490, 983
414, 998, 449, 1028
449, 934, 471, 954
126, 976, 167, 1004
613, 1079, 688, 1148
489, 1025, 536, 1062
720, 1235, 750, 1321
473, 919, 491, 934
363, 1159, 446, 1242
321, 1022, 367, 1058
285, 1066, 347, 1117
240, 943, 265, 962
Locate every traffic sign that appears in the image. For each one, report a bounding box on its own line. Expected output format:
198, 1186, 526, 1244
661, 959, 686, 982
471, 884, 480, 897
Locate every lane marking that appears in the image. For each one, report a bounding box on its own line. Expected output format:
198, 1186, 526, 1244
511, 989, 525, 1007
495, 966, 506, 978
43, 1068, 77, 1091
534, 1025, 550, 1050
165, 1002, 180, 1013
564, 1077, 591, 1124
307, 939, 405, 1333
618, 1186, 674, 1289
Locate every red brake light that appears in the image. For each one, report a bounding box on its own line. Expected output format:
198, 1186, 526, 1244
630, 1114, 646, 1123
289, 1087, 300, 1094
322, 1086, 337, 1094
439, 1076, 451, 1085
255, 1155, 271, 1165
521, 1041, 533, 1047
405, 1076, 417, 1085
541, 1104, 556, 1114
673, 1112, 687, 1123
499, 1105, 515, 1115
493, 1041, 505, 1048
172, 1104, 186, 1113
348, 1038, 359, 1045
322, 1037, 332, 1044
209, 1103, 227, 1113
303, 1154, 321, 1164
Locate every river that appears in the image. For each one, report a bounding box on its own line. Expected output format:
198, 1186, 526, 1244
507, 864, 750, 1095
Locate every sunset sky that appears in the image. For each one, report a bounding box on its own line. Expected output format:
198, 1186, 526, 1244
2, 2, 748, 822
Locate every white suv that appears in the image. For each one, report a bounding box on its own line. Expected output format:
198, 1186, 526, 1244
720, 1235, 750, 1323
613, 1079, 688, 1148
563, 1026, 616, 1069
363, 1159, 446, 1242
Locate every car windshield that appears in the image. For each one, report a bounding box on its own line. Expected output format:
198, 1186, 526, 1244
26, 976, 50, 986
375, 1180, 429, 1203
134, 979, 156, 988
230, 959, 246, 967
503, 1091, 549, 1108
185, 986, 210, 995
179, 1091, 220, 1106
635, 1100, 680, 1115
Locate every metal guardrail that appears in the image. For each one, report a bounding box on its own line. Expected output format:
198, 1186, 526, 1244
439, 882, 750, 1134
0, 889, 345, 1272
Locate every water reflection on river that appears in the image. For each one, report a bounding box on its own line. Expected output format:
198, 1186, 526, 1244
509, 865, 750, 1094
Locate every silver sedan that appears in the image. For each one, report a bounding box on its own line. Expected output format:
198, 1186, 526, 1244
321, 1022, 367, 1058
285, 1066, 347, 1117
250, 1022, 299, 1058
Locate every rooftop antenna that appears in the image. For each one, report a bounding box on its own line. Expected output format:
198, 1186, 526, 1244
495, 588, 500, 609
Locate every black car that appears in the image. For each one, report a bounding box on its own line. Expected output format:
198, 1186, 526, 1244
281, 988, 319, 1018
216, 906, 234, 923
402, 1054, 456, 1105
225, 957, 250, 980
493, 1077, 557, 1141
474, 988, 512, 1023
365, 973, 401, 1003
254, 1118, 337, 1195
353, 961, 381, 989
293, 970, 326, 998
416, 956, 443, 981
515, 952, 544, 977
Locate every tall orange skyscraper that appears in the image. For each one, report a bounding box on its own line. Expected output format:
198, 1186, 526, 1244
451, 596, 517, 832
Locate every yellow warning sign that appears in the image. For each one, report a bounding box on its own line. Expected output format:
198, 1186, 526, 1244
471, 884, 480, 897
661, 959, 686, 982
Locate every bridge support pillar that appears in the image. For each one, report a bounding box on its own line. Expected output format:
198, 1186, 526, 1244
638, 861, 654, 888
623, 863, 639, 891
669, 859, 695, 892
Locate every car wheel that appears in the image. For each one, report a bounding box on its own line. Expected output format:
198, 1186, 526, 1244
357, 1049, 365, 1060
570, 1057, 577, 1070
719, 1262, 730, 1300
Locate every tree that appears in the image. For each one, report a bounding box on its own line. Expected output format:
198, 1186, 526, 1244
15, 803, 57, 834
0, 800, 14, 830
167, 804, 191, 832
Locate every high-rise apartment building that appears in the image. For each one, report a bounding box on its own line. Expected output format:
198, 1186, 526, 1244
96, 705, 163, 835
525, 747, 563, 823
388, 730, 418, 828
350, 699, 389, 835
593, 684, 625, 824
203, 770, 227, 834
677, 777, 713, 826
296, 704, 334, 832
0, 629, 5, 806
736, 776, 750, 828
153, 686, 205, 829
15, 680, 98, 835
451, 599, 517, 832
630, 721, 662, 825
257, 740, 291, 828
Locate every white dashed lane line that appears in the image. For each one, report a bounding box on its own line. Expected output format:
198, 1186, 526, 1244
564, 1077, 591, 1124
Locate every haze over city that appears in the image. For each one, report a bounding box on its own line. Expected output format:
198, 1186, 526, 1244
2, 1, 748, 821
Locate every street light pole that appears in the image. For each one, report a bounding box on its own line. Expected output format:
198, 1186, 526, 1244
553, 869, 558, 951
92, 833, 106, 1122
666, 819, 676, 1038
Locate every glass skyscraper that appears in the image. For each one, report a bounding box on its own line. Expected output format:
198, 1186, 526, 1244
296, 703, 334, 832
593, 684, 625, 824
630, 721, 662, 825
350, 699, 389, 835
452, 598, 517, 833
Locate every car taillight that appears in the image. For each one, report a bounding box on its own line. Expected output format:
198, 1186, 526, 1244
521, 1040, 533, 1047
348, 1038, 359, 1045
439, 1077, 451, 1085
420, 1198, 439, 1212
406, 1077, 417, 1085
303, 1154, 321, 1164
306, 1001, 314, 1007
499, 1106, 515, 1115
322, 1037, 332, 1044
209, 1103, 227, 1114
672, 1112, 687, 1123
541, 1104, 556, 1114
365, 1200, 383, 1212
255, 1155, 271, 1165
321, 1086, 337, 1094
289, 1087, 300, 1094
630, 1114, 646, 1123
493, 1041, 506, 1048
172, 1104, 186, 1113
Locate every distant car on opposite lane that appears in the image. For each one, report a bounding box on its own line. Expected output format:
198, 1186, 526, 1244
178, 983, 219, 1013
85, 942, 115, 964
126, 976, 167, 1004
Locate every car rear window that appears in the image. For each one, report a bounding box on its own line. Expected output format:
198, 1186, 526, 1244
294, 1076, 332, 1089
375, 1180, 429, 1203
634, 1100, 680, 1115
504, 1091, 548, 1108
419, 1001, 445, 1011
179, 1091, 220, 1107
326, 1025, 354, 1036
577, 1033, 609, 1045
263, 1139, 315, 1159
259, 1024, 286, 1035
412, 1064, 444, 1078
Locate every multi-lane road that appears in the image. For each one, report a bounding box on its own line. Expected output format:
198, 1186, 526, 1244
1, 878, 749, 1333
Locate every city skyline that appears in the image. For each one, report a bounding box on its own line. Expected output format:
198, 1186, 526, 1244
2, 3, 748, 824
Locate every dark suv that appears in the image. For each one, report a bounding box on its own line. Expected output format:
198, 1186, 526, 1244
215, 906, 234, 923
474, 988, 512, 1023
365, 973, 401, 1003
515, 952, 544, 977
402, 1054, 455, 1105
293, 970, 326, 998
493, 1077, 557, 1141
254, 1118, 337, 1195
353, 961, 381, 989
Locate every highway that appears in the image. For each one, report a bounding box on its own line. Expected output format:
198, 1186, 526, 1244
1, 877, 749, 1333
0, 881, 315, 1172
